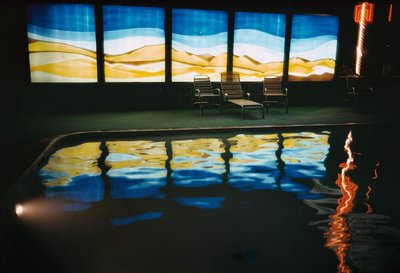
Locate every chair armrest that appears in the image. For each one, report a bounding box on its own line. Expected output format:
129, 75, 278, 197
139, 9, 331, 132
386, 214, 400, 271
283, 87, 288, 95
214, 88, 221, 95
195, 88, 201, 95
245, 92, 250, 99
223, 92, 229, 100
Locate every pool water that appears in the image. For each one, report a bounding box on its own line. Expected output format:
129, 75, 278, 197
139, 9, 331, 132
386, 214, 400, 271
2, 125, 400, 273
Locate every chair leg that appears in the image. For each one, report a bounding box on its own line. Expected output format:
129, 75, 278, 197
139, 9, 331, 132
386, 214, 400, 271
264, 101, 269, 113
286, 97, 288, 113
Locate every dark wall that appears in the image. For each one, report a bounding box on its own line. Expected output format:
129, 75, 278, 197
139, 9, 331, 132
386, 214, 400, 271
1, 2, 30, 115
1, 0, 397, 115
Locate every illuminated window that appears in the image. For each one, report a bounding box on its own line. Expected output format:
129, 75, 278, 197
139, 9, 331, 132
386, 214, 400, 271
172, 9, 228, 82
27, 4, 97, 82
233, 12, 286, 81
289, 14, 339, 81
103, 6, 165, 82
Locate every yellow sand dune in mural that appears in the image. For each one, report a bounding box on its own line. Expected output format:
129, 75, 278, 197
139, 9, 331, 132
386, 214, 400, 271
104, 61, 165, 80
30, 55, 97, 78
232, 55, 284, 80
104, 44, 165, 81
171, 49, 228, 81
172, 49, 228, 67
29, 40, 97, 82
105, 44, 165, 63
29, 39, 97, 59
233, 55, 284, 73
288, 57, 336, 81
106, 45, 227, 80
172, 50, 278, 81
171, 64, 225, 76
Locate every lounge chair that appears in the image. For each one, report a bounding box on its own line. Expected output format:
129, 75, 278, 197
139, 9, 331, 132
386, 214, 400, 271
220, 72, 264, 119
263, 76, 288, 113
193, 75, 222, 115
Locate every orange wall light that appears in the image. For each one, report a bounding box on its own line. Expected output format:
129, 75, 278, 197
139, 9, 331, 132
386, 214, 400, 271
354, 2, 374, 76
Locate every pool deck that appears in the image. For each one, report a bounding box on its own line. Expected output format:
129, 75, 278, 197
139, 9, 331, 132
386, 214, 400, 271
0, 104, 399, 199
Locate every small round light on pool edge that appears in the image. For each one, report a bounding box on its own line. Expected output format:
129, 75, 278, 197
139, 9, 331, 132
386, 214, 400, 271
15, 203, 24, 217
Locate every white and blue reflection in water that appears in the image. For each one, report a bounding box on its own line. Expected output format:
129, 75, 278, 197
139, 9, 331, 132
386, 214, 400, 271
228, 134, 280, 191
36, 129, 400, 273
105, 140, 168, 199
38, 142, 104, 211
38, 132, 331, 214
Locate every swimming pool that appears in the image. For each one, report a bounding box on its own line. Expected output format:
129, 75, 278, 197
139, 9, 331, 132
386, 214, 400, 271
2, 125, 400, 273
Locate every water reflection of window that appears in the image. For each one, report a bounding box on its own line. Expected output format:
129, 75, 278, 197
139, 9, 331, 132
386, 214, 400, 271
171, 197, 226, 210
171, 138, 225, 187
38, 142, 104, 211
228, 134, 279, 191
281, 132, 330, 199
106, 141, 167, 199
111, 211, 163, 226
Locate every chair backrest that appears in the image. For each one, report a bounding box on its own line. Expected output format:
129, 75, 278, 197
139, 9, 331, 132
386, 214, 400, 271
263, 77, 284, 95
220, 72, 243, 99
194, 75, 214, 95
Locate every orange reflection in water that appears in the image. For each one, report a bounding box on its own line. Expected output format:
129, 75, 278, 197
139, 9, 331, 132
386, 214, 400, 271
325, 131, 358, 273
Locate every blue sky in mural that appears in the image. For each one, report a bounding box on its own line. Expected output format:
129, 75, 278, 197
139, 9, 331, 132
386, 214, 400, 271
290, 14, 338, 60
291, 15, 338, 39
103, 5, 164, 47
234, 12, 286, 53
27, 4, 95, 49
235, 12, 286, 37
173, 9, 228, 36
233, 12, 286, 80
172, 9, 228, 53
103, 6, 164, 31
103, 6, 164, 55
27, 4, 95, 31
